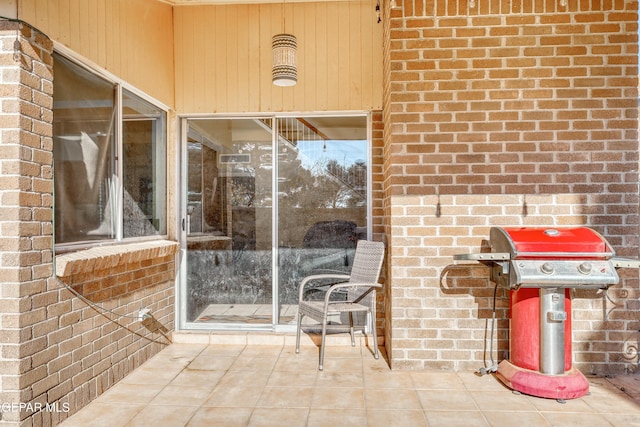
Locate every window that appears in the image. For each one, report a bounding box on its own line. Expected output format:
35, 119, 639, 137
53, 52, 167, 248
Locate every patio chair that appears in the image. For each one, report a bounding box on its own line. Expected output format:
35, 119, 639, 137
295, 240, 385, 370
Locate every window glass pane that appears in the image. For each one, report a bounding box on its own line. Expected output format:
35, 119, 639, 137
53, 53, 117, 244
122, 90, 167, 238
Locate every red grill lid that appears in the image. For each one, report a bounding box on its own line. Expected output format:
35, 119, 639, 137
503, 227, 608, 256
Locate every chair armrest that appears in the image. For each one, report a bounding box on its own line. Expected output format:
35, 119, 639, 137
312, 269, 350, 275
323, 282, 382, 306
298, 273, 351, 301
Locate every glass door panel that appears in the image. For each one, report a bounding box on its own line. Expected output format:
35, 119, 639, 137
276, 116, 368, 325
185, 118, 273, 326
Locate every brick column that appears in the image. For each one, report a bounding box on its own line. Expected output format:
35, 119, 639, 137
0, 20, 54, 426
382, 1, 639, 373
0, 18, 178, 427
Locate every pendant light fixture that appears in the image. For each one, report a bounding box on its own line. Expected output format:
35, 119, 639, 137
272, 2, 297, 86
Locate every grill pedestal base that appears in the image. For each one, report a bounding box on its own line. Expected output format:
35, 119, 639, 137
495, 359, 589, 400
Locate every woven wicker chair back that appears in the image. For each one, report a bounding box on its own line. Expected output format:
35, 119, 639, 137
347, 240, 385, 302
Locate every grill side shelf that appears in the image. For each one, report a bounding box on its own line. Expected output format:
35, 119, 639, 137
453, 253, 511, 261
612, 257, 640, 269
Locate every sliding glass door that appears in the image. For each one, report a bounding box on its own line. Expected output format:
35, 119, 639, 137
275, 117, 369, 325
180, 115, 369, 329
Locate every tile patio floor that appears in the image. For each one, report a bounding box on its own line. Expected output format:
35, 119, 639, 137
59, 334, 640, 427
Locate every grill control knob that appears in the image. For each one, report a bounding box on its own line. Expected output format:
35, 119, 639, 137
578, 262, 593, 275
540, 262, 555, 275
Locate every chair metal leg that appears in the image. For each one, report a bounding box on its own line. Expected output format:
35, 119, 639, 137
319, 316, 328, 371
371, 311, 379, 359
349, 312, 355, 347
295, 311, 303, 354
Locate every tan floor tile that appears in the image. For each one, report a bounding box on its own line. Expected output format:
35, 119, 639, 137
425, 410, 490, 427
603, 413, 640, 427
417, 389, 478, 411
256, 386, 314, 408
172, 332, 211, 344
125, 404, 198, 427
541, 411, 614, 427
57, 342, 640, 427
215, 369, 271, 389
247, 408, 309, 427
365, 388, 422, 410
120, 367, 182, 385
240, 345, 284, 357
61, 403, 144, 427
274, 353, 320, 372
320, 357, 364, 371
364, 370, 414, 388
311, 387, 365, 409
410, 371, 467, 390
320, 345, 363, 358
99, 383, 163, 405
457, 372, 512, 391
139, 355, 192, 370
316, 371, 364, 388
366, 409, 428, 427
148, 385, 213, 406
267, 370, 317, 387
169, 368, 226, 388
470, 390, 538, 412
230, 355, 278, 371
203, 371, 270, 408
280, 345, 314, 357
186, 407, 253, 427
525, 394, 595, 413
307, 409, 367, 427
482, 411, 550, 427
198, 344, 246, 357
582, 391, 640, 414
362, 356, 393, 373
204, 383, 265, 408
587, 376, 628, 397
188, 354, 236, 371
155, 343, 206, 358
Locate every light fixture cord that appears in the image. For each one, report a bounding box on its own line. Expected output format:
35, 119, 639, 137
282, 0, 286, 33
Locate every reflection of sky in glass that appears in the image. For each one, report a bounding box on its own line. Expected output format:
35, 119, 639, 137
296, 140, 367, 171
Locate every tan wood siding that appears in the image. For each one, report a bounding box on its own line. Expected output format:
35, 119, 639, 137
18, 0, 175, 108
17, 0, 382, 113
174, 1, 383, 113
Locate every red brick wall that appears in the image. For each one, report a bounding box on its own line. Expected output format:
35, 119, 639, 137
383, 0, 639, 373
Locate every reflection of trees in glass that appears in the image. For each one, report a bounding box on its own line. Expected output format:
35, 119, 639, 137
228, 141, 271, 208
279, 148, 367, 210
324, 159, 367, 208
231, 176, 255, 207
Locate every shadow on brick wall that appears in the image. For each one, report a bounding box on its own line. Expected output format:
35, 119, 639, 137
439, 259, 510, 372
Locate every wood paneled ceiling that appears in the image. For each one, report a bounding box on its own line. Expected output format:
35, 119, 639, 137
162, 0, 350, 4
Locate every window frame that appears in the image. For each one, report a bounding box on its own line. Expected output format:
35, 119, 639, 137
52, 45, 170, 253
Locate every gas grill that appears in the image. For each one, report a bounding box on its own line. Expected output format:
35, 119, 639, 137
455, 226, 640, 401
456, 227, 624, 290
